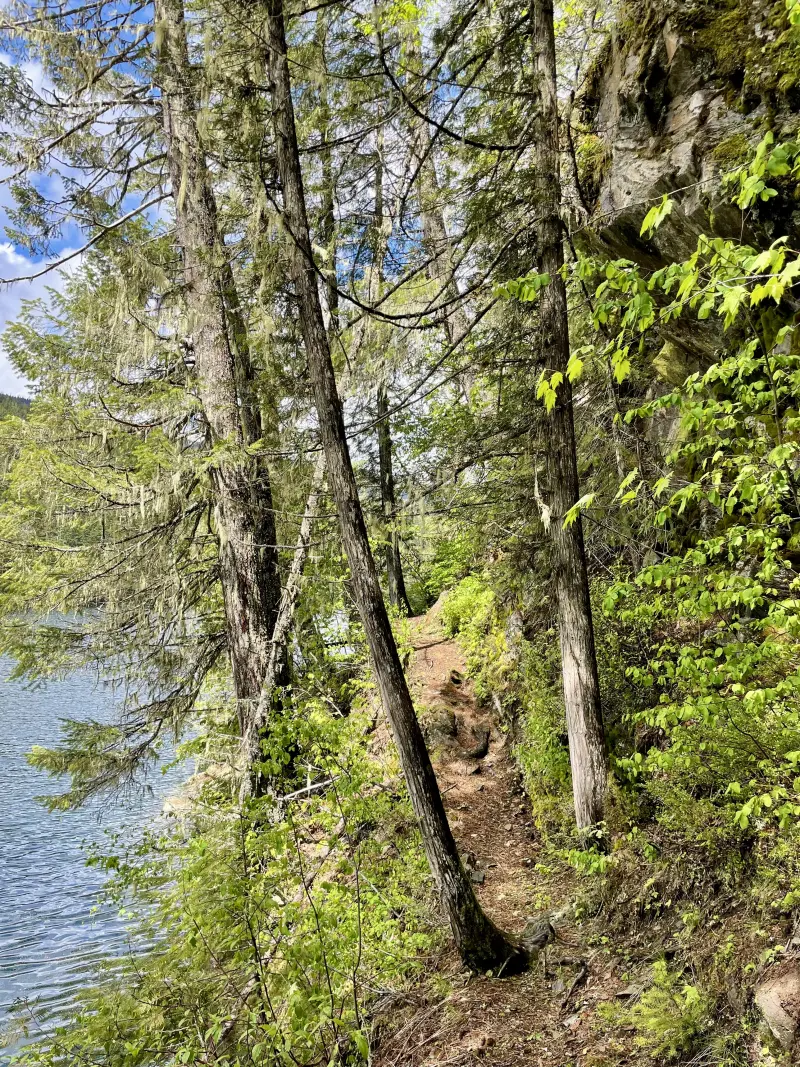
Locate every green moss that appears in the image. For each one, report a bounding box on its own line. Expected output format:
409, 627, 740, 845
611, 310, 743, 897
695, 0, 751, 81
712, 133, 753, 170
610, 0, 799, 112
652, 341, 690, 386
577, 133, 611, 206
695, 0, 800, 103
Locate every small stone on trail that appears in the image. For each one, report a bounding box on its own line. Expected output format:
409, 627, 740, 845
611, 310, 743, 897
453, 760, 482, 776
470, 870, 486, 884
615, 984, 644, 999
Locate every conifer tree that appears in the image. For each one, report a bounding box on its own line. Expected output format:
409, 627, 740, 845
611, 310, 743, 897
261, 0, 526, 971
154, 0, 284, 735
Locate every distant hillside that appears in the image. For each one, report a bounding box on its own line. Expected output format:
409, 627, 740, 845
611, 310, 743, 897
0, 393, 30, 419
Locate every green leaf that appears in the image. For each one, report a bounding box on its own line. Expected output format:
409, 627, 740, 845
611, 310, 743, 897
640, 194, 674, 237
719, 285, 747, 327
566, 354, 584, 382
563, 492, 596, 528
353, 1031, 370, 1061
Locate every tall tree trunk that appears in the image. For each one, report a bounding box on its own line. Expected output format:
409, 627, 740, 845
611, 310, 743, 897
368, 136, 411, 615
314, 10, 339, 334
377, 382, 412, 615
155, 0, 282, 734
532, 0, 608, 830
263, 0, 525, 972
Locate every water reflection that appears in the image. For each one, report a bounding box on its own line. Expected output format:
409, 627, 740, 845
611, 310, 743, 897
0, 659, 183, 1053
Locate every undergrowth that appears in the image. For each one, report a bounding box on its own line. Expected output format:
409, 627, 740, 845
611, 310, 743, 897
442, 570, 800, 1063
6, 684, 438, 1066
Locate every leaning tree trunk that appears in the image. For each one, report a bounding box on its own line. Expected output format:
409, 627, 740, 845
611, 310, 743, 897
155, 0, 282, 735
240, 449, 327, 799
263, 0, 525, 972
531, 0, 608, 830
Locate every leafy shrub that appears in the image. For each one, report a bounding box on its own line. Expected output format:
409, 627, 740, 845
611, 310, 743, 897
601, 961, 711, 1062
581, 138, 800, 867
9, 698, 436, 1066
422, 536, 479, 601
443, 576, 573, 825
630, 962, 710, 1061
441, 574, 494, 639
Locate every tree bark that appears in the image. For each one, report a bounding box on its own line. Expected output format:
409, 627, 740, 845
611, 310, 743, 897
314, 10, 339, 334
531, 0, 608, 830
240, 448, 327, 799
263, 0, 525, 972
368, 136, 412, 615
377, 382, 412, 615
155, 0, 282, 734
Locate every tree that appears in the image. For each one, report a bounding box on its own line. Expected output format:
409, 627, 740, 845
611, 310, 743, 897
262, 0, 526, 971
154, 0, 283, 736
529, 0, 607, 830
0, 262, 227, 804
367, 132, 412, 614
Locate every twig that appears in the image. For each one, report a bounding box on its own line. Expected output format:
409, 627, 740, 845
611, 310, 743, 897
277, 777, 336, 802
560, 961, 588, 1011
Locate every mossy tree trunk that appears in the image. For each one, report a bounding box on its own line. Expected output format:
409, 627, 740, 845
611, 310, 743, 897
155, 0, 283, 736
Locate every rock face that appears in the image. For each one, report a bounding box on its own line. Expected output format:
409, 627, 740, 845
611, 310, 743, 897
577, 0, 800, 368
580, 0, 799, 269
755, 964, 800, 1050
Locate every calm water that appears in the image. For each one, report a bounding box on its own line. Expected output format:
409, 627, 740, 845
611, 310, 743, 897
0, 659, 183, 1055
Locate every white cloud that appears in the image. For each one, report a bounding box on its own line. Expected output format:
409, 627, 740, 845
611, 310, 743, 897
0, 242, 77, 396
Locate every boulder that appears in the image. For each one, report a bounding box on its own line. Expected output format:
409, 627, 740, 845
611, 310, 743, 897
755, 963, 800, 1050
425, 706, 457, 743
463, 725, 490, 759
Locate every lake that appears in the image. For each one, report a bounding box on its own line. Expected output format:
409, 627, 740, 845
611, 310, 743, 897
0, 658, 184, 1056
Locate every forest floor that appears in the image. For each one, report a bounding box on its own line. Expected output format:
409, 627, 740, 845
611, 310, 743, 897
371, 602, 637, 1067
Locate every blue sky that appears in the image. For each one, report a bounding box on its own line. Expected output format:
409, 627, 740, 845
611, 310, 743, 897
0, 242, 79, 395
0, 55, 85, 397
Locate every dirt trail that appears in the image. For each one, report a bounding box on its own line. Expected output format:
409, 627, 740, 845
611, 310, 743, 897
373, 606, 623, 1067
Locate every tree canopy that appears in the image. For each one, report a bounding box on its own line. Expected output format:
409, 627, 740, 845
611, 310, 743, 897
3, 0, 800, 1062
